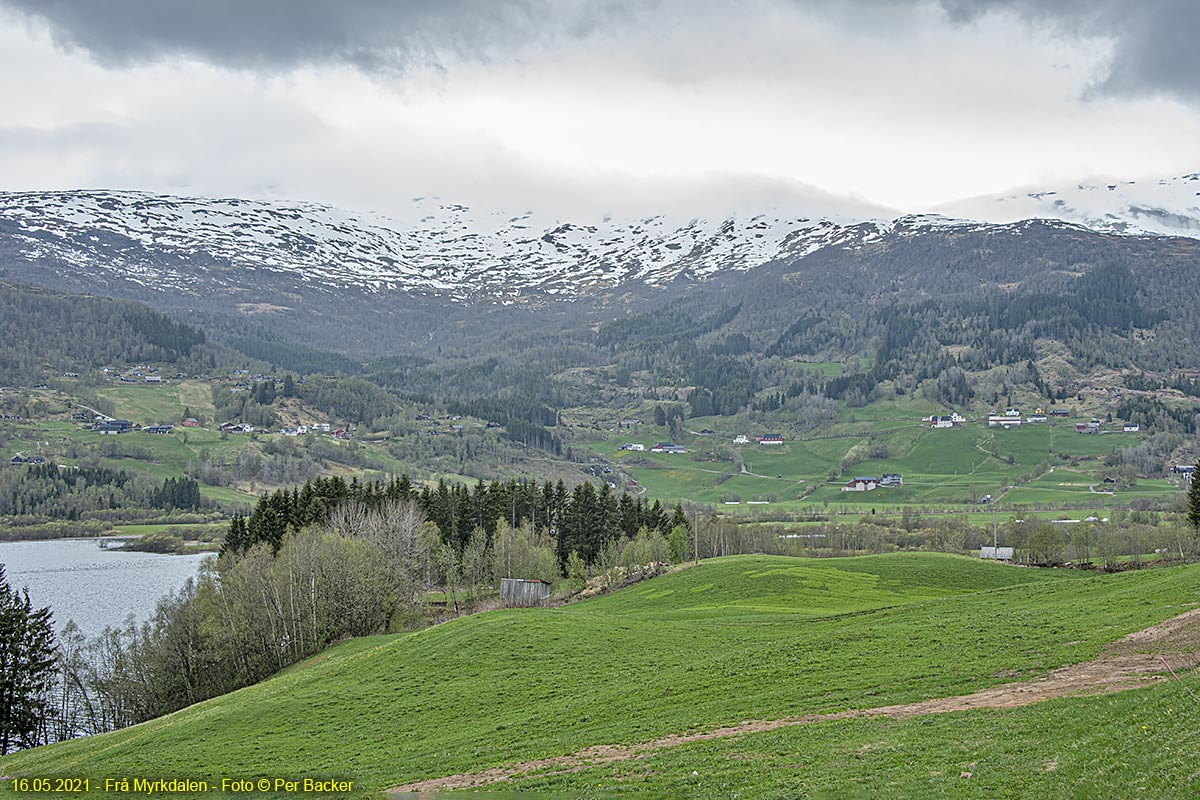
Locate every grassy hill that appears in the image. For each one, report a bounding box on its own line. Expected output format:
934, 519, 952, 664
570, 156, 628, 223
4, 553, 1197, 796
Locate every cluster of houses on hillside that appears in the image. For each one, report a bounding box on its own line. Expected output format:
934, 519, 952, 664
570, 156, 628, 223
10, 455, 46, 466
842, 473, 903, 492
931, 408, 1141, 434
624, 431, 782, 455
930, 412, 967, 428
732, 433, 784, 445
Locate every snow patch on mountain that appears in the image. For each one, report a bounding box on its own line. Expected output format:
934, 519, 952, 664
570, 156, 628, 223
938, 173, 1200, 238
1, 180, 1189, 301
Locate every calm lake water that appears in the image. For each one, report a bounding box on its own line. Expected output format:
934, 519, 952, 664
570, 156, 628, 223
0, 538, 212, 637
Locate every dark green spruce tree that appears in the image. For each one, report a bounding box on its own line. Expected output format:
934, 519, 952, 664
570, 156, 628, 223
0, 565, 56, 754
1187, 461, 1200, 546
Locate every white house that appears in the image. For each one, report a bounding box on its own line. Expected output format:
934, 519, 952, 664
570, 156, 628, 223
931, 415, 954, 429
1123, 424, 1139, 432
988, 415, 1022, 428
842, 477, 878, 492
733, 434, 749, 444
620, 443, 645, 451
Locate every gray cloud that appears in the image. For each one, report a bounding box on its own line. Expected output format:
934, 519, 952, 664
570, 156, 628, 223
4, 0, 1198, 103
939, 0, 1200, 101
0, 0, 604, 72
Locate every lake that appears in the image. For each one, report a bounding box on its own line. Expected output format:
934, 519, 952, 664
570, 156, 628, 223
0, 538, 212, 638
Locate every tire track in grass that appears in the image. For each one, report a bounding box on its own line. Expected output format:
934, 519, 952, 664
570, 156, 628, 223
389, 606, 1200, 794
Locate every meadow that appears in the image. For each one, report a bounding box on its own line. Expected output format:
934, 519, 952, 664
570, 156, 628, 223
3, 553, 1196, 797
590, 413, 1178, 515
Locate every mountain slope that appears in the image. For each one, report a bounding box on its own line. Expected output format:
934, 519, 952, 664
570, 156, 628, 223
940, 172, 1200, 237
0, 188, 1100, 302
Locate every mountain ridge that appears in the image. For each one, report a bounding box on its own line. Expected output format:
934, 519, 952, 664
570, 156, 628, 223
4, 181, 1187, 304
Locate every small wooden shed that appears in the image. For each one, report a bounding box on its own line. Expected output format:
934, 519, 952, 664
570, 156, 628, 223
500, 578, 552, 608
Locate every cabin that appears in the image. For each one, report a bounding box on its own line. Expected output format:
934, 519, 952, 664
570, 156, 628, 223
499, 578, 552, 608
96, 420, 133, 435
10, 456, 26, 465
880, 473, 903, 487
1051, 409, 1069, 417
182, 418, 200, 428
699, 429, 716, 436
842, 477, 878, 492
143, 425, 173, 434
1123, 423, 1139, 432
759, 433, 784, 445
332, 428, 350, 439
980, 546, 1015, 561
619, 443, 645, 451
219, 422, 253, 435
930, 415, 953, 429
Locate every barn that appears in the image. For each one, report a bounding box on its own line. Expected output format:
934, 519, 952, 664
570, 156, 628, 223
500, 578, 552, 608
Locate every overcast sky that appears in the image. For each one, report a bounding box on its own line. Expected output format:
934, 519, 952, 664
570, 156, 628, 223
1, 0, 1198, 221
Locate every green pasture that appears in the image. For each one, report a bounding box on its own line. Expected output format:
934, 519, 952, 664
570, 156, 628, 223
4, 554, 1196, 796
589, 410, 1178, 515
513, 674, 1200, 799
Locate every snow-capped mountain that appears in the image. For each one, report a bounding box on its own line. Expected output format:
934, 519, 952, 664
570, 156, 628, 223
938, 173, 1200, 238
0, 175, 1195, 302
0, 190, 1008, 301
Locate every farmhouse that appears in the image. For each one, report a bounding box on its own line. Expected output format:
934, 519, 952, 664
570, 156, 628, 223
880, 473, 903, 487
650, 442, 687, 454
182, 418, 200, 427
619, 443, 645, 451
499, 578, 551, 608
219, 422, 254, 435
930, 415, 953, 429
96, 420, 133, 435
1051, 409, 1070, 417
842, 477, 878, 492
759, 433, 784, 445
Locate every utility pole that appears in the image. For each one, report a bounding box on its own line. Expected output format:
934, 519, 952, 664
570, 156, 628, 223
993, 502, 998, 550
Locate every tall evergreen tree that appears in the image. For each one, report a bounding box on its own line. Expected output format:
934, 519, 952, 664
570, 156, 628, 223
1187, 461, 1200, 537
0, 566, 56, 754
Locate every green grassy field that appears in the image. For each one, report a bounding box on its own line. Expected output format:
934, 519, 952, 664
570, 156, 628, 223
591, 417, 1179, 515
4, 554, 1196, 797
509, 674, 1200, 798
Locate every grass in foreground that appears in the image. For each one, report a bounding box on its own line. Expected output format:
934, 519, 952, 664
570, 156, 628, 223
1, 554, 1196, 797
505, 674, 1200, 799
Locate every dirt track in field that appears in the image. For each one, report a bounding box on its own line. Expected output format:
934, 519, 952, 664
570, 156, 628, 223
388, 606, 1200, 795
